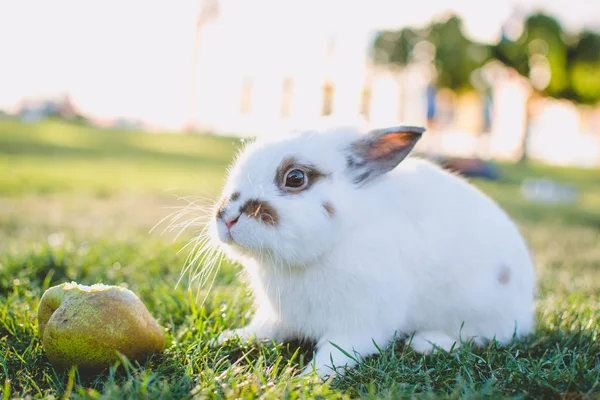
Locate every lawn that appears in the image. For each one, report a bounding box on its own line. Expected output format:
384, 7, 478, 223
0, 118, 598, 399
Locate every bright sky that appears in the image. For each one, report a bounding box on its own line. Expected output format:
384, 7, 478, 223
0, 0, 597, 129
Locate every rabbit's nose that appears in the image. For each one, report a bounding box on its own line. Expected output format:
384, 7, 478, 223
225, 216, 239, 230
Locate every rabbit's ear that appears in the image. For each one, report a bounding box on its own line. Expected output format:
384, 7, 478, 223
346, 126, 425, 185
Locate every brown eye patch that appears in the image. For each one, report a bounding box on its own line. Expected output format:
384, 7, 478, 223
240, 199, 280, 226
274, 157, 328, 194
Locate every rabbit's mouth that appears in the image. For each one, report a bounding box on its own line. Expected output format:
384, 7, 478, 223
222, 230, 235, 244
216, 220, 236, 244
214, 214, 266, 252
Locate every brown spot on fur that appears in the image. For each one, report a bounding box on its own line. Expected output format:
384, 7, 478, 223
240, 199, 280, 225
230, 192, 240, 202
274, 157, 328, 194
323, 202, 335, 217
498, 266, 511, 285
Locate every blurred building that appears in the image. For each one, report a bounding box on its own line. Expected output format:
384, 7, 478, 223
188, 1, 430, 138
188, 0, 599, 167
15, 93, 79, 123
425, 63, 600, 168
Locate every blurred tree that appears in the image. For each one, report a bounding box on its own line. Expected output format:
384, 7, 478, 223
494, 13, 570, 97
372, 11, 599, 164
375, 11, 599, 105
493, 14, 599, 162
567, 31, 600, 104
373, 15, 491, 92
425, 16, 491, 92
493, 34, 529, 76
373, 28, 420, 65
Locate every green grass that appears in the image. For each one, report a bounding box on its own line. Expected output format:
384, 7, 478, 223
0, 118, 599, 399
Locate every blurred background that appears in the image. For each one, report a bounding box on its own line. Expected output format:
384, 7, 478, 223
1, 3, 599, 397
0, 0, 599, 239
1, 3, 599, 396
1, 0, 599, 168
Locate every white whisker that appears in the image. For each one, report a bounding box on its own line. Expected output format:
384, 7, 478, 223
155, 192, 227, 309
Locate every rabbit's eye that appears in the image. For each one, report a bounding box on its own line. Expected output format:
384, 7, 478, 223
284, 169, 307, 190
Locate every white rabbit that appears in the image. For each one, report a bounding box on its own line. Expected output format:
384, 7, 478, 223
209, 124, 536, 378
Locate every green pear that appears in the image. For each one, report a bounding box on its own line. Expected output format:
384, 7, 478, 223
38, 281, 166, 369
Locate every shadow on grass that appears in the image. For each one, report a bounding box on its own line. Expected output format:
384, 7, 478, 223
335, 325, 600, 399
500, 199, 600, 230
0, 136, 233, 168
210, 337, 316, 376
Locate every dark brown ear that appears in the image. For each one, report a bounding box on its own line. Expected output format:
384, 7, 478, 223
346, 125, 425, 185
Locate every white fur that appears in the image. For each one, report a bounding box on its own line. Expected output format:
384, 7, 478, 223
209, 126, 536, 378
